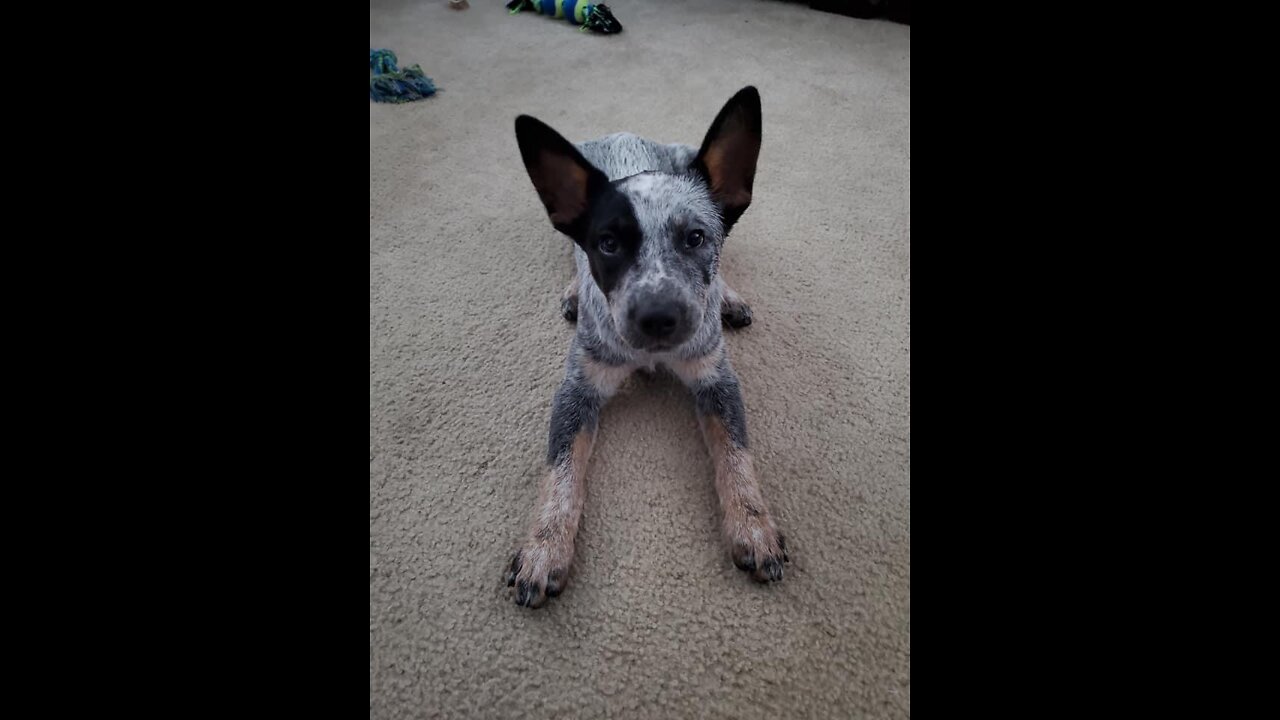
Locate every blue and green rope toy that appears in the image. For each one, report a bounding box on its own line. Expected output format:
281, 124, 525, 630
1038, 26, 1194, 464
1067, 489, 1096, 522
506, 0, 622, 34
370, 49, 437, 104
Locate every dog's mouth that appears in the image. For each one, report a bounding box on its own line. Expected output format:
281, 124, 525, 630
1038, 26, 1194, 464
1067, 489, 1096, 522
624, 326, 698, 353
614, 324, 688, 353
618, 332, 673, 353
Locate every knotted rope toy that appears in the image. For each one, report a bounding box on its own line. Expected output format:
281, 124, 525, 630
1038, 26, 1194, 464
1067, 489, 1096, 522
506, 0, 622, 34
369, 49, 438, 104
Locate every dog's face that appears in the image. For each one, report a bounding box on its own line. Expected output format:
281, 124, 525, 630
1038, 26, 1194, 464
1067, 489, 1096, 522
515, 87, 762, 351
583, 172, 723, 350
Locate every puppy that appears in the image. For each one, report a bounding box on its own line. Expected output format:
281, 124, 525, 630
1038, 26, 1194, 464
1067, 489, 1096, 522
506, 87, 787, 608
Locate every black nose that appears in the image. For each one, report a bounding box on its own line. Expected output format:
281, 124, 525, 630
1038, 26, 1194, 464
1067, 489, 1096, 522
636, 303, 680, 339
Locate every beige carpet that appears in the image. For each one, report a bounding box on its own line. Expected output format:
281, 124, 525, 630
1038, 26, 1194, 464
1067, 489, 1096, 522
370, 1, 909, 717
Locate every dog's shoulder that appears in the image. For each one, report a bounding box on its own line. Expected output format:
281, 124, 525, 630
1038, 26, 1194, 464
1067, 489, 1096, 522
575, 133, 697, 182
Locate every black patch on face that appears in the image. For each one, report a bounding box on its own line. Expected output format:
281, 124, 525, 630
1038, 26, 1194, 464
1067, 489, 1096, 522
577, 184, 642, 297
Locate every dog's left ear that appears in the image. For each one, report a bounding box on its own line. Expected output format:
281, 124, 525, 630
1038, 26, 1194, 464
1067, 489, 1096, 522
693, 86, 762, 234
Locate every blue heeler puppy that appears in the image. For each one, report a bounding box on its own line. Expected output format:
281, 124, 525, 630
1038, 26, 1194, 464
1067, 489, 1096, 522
506, 87, 788, 608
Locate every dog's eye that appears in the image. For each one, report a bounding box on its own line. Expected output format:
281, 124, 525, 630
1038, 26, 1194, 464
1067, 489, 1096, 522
598, 235, 619, 255
685, 229, 705, 249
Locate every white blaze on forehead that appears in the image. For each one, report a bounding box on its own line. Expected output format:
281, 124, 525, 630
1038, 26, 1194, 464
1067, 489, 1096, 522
625, 172, 661, 195
620, 172, 710, 208
618, 173, 723, 238
632, 247, 670, 288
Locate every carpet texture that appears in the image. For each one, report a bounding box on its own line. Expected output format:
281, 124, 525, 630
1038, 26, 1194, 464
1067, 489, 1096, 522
369, 1, 910, 717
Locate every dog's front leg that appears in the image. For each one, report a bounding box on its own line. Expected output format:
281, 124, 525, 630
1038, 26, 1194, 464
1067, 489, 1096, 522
560, 278, 579, 322
674, 349, 788, 583
506, 346, 630, 608
720, 280, 753, 329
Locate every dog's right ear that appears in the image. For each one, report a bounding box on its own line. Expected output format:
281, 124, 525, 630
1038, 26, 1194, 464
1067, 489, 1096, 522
693, 86, 762, 236
515, 115, 607, 237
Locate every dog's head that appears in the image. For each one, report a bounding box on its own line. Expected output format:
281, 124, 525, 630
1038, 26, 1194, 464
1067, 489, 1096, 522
515, 87, 762, 351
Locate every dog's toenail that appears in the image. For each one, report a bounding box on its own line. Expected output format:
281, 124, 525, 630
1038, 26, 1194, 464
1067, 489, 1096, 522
546, 569, 565, 596
506, 551, 523, 585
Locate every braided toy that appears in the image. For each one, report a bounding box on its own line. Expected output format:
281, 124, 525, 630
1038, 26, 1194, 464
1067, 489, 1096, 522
369, 49, 437, 104
506, 0, 622, 34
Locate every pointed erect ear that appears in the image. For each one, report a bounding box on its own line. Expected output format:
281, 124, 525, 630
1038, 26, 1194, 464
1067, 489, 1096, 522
693, 86, 762, 235
515, 115, 608, 237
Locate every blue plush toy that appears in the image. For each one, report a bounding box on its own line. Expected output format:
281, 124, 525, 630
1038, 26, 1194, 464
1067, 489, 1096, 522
506, 0, 622, 34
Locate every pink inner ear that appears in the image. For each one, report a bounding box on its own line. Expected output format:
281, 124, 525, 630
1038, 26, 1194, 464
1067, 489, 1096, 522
538, 150, 589, 225
704, 141, 756, 209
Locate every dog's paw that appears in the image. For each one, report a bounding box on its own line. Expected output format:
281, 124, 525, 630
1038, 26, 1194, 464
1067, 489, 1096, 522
728, 521, 788, 583
504, 538, 573, 609
721, 299, 752, 329
561, 295, 578, 323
